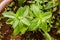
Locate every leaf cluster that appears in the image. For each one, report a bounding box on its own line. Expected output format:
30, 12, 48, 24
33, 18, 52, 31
2, 0, 54, 40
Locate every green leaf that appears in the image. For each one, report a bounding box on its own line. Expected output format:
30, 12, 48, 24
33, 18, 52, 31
26, 10, 34, 20
30, 4, 40, 17
44, 1, 54, 9
40, 21, 47, 32
16, 7, 24, 17
20, 27, 28, 34
44, 32, 52, 40
19, 21, 23, 28
12, 19, 19, 28
13, 25, 20, 36
23, 6, 29, 17
42, 12, 52, 21
29, 18, 40, 31
56, 29, 60, 34
6, 18, 14, 25
21, 18, 30, 26
16, 6, 29, 17
17, 21, 28, 35
3, 11, 15, 18
39, 13, 43, 20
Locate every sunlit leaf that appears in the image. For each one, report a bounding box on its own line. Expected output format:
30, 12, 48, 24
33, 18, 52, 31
30, 4, 40, 17
12, 19, 19, 28
29, 18, 40, 31
42, 11, 52, 21
16, 7, 24, 17
2, 11, 15, 18
6, 18, 14, 25
21, 18, 30, 26
16, 6, 29, 17
44, 32, 52, 40
39, 21, 47, 32
20, 27, 28, 34
13, 25, 20, 36
23, 6, 29, 17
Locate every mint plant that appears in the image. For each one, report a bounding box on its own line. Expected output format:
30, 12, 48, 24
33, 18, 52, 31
29, 4, 52, 40
2, 0, 53, 40
3, 6, 30, 36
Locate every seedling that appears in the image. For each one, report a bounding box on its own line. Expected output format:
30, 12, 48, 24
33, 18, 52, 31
2, 0, 56, 40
